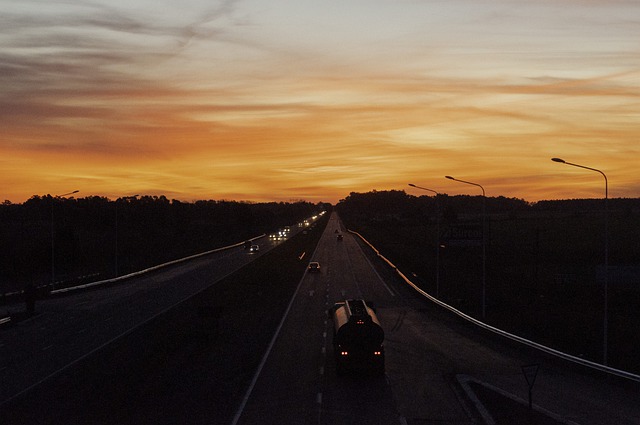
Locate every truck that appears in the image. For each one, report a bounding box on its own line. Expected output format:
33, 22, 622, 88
332, 299, 385, 375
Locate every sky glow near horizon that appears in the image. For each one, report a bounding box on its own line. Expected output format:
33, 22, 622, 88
2, 0, 639, 204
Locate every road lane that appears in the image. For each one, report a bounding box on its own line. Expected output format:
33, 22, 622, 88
236, 212, 640, 425
236, 213, 406, 425
354, 230, 640, 425
0, 233, 286, 406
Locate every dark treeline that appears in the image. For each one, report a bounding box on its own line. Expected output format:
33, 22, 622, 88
336, 190, 640, 373
0, 195, 324, 294
337, 189, 640, 223
336, 189, 530, 223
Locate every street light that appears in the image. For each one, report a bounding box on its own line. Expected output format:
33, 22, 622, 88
408, 184, 442, 298
51, 190, 79, 287
551, 157, 609, 365
115, 195, 139, 277
445, 175, 487, 320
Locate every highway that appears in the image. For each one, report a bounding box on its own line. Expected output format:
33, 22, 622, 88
1, 211, 639, 424
0, 229, 289, 407
235, 213, 400, 424
235, 212, 640, 424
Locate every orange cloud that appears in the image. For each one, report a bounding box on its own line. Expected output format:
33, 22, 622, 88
2, 1, 639, 204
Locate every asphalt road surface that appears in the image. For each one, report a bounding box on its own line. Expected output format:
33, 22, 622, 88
2, 211, 638, 424
0, 230, 288, 407
234, 212, 640, 425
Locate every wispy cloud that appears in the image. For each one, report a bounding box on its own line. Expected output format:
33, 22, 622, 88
1, 0, 639, 202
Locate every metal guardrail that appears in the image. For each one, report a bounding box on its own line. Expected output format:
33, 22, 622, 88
5, 214, 322, 300
1, 235, 265, 301
51, 234, 266, 295
348, 229, 640, 383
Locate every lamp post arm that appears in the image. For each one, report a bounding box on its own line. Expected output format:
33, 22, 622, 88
409, 184, 439, 196
456, 179, 485, 196
562, 161, 608, 198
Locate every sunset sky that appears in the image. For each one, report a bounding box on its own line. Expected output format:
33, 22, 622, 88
2, 0, 639, 204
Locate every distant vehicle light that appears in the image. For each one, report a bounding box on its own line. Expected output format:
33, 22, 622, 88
341, 351, 349, 356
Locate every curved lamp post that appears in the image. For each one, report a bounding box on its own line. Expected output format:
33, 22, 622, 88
445, 175, 487, 320
51, 190, 79, 287
408, 183, 441, 298
552, 157, 609, 365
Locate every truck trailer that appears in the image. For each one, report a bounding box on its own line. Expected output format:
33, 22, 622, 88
332, 299, 385, 375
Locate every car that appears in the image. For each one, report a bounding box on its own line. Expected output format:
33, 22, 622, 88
337, 234, 343, 241
308, 261, 321, 272
249, 244, 260, 252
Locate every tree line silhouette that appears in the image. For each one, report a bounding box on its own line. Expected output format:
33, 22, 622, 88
0, 195, 324, 295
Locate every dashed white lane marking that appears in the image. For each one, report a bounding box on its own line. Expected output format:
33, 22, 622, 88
316, 393, 323, 404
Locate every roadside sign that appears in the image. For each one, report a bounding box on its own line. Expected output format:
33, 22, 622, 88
521, 363, 540, 409
443, 224, 483, 247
